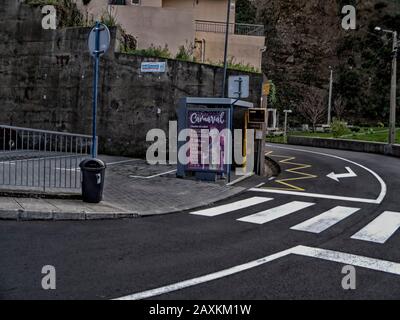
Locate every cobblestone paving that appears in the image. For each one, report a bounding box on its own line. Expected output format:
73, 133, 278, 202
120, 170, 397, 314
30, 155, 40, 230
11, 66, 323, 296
104, 160, 245, 215
0, 155, 248, 219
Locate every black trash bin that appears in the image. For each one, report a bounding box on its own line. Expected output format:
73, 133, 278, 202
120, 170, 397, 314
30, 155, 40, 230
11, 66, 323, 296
79, 159, 106, 203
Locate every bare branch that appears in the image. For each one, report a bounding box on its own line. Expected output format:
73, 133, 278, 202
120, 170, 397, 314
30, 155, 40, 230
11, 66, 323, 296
297, 88, 326, 131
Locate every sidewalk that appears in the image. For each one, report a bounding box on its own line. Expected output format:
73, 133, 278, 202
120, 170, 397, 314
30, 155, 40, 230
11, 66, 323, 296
0, 156, 251, 221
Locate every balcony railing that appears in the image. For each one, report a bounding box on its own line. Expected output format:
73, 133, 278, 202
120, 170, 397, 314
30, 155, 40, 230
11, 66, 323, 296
195, 20, 265, 37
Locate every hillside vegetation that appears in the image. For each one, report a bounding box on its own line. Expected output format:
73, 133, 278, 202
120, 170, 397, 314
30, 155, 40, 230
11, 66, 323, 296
246, 0, 400, 126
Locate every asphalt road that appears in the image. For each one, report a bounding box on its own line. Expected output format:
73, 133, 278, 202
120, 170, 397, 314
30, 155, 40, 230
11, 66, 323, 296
1, 144, 400, 300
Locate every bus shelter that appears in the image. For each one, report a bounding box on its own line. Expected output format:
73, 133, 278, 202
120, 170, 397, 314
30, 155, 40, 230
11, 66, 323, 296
176, 97, 254, 182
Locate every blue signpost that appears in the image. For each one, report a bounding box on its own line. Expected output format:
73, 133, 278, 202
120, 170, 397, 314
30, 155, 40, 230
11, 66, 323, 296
88, 22, 110, 158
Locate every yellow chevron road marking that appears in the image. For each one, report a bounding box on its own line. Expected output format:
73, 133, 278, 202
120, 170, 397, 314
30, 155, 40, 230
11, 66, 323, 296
265, 151, 318, 191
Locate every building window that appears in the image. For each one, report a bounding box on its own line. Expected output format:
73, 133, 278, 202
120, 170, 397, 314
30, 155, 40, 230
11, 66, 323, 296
131, 0, 140, 5
108, 0, 126, 4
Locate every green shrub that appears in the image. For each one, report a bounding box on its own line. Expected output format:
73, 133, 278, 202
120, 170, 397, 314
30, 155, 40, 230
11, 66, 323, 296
331, 119, 349, 138
100, 7, 118, 27
123, 44, 171, 59
175, 42, 195, 62
25, 0, 58, 5
25, 0, 91, 27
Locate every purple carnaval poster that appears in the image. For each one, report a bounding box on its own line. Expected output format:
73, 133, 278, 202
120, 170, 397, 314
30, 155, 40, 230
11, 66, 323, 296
186, 109, 230, 172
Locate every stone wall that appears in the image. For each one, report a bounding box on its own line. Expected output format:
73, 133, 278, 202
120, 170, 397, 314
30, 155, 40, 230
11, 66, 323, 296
0, 1, 263, 157
288, 136, 400, 158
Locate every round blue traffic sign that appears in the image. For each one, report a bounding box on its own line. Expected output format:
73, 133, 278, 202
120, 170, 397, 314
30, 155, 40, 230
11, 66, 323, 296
88, 23, 111, 57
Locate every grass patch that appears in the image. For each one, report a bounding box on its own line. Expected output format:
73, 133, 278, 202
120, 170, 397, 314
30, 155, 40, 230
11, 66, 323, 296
121, 45, 172, 59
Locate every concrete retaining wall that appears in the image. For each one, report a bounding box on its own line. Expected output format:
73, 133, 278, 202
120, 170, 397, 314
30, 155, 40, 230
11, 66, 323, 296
0, 1, 263, 157
287, 136, 400, 157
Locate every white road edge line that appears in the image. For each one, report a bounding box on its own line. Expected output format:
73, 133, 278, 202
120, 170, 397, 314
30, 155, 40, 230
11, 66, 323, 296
226, 172, 254, 186
113, 245, 400, 300
291, 246, 400, 275
107, 159, 141, 166
129, 169, 177, 179
54, 159, 141, 171
263, 144, 387, 204
114, 247, 294, 300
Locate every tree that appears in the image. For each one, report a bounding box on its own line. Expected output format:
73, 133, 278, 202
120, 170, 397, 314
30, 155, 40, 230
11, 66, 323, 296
333, 96, 346, 121
297, 89, 326, 131
236, 0, 257, 24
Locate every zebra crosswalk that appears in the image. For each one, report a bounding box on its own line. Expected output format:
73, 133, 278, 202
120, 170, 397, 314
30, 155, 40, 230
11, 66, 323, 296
190, 197, 273, 217
189, 197, 400, 245
351, 211, 400, 244
237, 201, 314, 225
291, 206, 360, 234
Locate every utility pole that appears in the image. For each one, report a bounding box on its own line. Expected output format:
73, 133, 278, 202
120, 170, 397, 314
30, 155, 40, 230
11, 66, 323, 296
389, 31, 398, 145
222, 0, 232, 98
283, 110, 292, 143
328, 67, 333, 126
375, 26, 398, 145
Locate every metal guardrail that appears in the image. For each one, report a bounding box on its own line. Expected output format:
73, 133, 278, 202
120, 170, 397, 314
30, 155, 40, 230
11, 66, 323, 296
0, 125, 95, 192
195, 20, 265, 37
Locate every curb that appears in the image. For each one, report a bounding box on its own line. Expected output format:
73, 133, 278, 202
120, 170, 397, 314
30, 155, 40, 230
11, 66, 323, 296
135, 187, 247, 218
0, 175, 264, 221
0, 189, 82, 200
0, 209, 139, 221
0, 188, 246, 221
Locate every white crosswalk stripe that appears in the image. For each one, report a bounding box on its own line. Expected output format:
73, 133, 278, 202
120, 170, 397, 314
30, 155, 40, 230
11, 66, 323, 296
190, 197, 273, 217
189, 196, 400, 244
290, 206, 360, 234
237, 201, 315, 225
351, 211, 400, 244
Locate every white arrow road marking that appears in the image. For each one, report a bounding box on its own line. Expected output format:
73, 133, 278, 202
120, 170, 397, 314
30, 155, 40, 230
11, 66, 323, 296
351, 211, 400, 244
190, 197, 273, 217
237, 201, 315, 225
327, 167, 357, 182
264, 144, 387, 205
114, 245, 400, 300
291, 206, 360, 234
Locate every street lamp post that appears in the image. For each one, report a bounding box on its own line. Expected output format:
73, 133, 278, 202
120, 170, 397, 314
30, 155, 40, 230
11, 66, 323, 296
328, 67, 333, 126
375, 26, 398, 145
389, 30, 398, 145
283, 110, 292, 143
222, 0, 232, 98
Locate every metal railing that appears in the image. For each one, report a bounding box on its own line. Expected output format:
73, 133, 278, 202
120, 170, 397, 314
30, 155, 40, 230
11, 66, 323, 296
195, 20, 265, 37
0, 125, 95, 192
